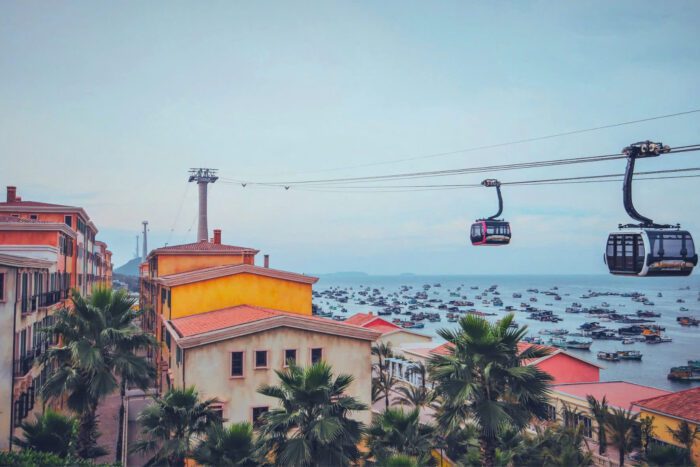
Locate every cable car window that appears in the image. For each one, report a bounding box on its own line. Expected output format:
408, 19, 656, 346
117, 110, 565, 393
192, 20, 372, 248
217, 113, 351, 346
686, 234, 695, 257
487, 225, 495, 235
662, 233, 684, 258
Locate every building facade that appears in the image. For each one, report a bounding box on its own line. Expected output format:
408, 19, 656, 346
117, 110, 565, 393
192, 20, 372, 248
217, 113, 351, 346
139, 229, 377, 426
0, 186, 112, 450
634, 387, 700, 465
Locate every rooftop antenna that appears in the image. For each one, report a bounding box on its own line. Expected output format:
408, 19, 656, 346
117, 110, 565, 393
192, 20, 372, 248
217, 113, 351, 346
188, 168, 218, 242
142, 221, 149, 262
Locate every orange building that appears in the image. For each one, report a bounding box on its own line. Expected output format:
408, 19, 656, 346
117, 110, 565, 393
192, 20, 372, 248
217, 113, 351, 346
0, 186, 112, 292
0, 186, 112, 450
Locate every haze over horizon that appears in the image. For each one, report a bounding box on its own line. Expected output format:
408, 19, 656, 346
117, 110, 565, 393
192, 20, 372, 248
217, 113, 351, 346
2, 1, 700, 275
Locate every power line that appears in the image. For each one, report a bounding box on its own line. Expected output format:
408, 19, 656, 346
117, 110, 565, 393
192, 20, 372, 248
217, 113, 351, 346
220, 144, 700, 187
279, 172, 700, 194
228, 108, 700, 177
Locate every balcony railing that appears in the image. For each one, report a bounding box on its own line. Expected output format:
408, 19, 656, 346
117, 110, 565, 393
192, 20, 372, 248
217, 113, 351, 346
13, 354, 35, 377
37, 291, 62, 308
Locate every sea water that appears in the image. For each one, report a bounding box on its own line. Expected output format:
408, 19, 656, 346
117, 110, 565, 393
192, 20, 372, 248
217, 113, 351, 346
313, 274, 700, 391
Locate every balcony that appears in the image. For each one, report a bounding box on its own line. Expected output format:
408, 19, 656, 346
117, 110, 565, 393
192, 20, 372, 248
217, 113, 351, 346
37, 291, 62, 308
14, 354, 35, 377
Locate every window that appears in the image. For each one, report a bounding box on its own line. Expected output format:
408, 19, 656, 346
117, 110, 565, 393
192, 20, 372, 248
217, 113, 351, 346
0, 273, 4, 301
284, 349, 297, 367
64, 215, 72, 227
311, 348, 323, 364
544, 403, 557, 421
29, 214, 38, 220
252, 407, 269, 427
175, 346, 182, 366
255, 350, 268, 368
211, 404, 224, 421
231, 352, 244, 377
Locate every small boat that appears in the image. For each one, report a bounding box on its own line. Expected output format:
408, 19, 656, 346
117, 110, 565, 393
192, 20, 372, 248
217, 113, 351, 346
597, 351, 620, 362
621, 338, 635, 345
566, 338, 593, 350
668, 364, 700, 381
617, 350, 642, 360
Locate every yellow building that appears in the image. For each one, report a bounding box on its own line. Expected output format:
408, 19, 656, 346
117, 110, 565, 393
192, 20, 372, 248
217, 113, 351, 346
139, 228, 378, 427
634, 387, 700, 465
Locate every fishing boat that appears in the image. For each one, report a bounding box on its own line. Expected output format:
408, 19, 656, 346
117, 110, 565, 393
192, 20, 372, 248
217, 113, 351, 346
565, 338, 593, 350
597, 351, 620, 362
621, 338, 635, 345
617, 350, 642, 360
668, 362, 700, 381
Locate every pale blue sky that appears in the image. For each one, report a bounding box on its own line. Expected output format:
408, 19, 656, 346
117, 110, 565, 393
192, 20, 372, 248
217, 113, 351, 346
1, 1, 699, 274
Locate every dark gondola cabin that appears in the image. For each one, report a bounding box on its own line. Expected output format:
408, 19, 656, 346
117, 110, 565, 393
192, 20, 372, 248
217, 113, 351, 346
604, 140, 697, 277
470, 220, 511, 246
471, 178, 511, 246
605, 229, 697, 276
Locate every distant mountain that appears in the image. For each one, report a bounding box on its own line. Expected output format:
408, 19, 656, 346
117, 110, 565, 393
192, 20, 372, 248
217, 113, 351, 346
114, 257, 142, 277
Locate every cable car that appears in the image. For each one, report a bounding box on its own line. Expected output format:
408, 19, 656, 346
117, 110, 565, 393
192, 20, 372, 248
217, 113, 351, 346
604, 141, 697, 276
470, 179, 511, 246
606, 229, 696, 276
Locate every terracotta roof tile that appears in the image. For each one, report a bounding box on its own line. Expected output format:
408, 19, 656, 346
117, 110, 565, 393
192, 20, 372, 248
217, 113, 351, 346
170, 304, 370, 338
151, 241, 258, 255
0, 200, 74, 208
344, 313, 375, 326
553, 381, 671, 412
156, 263, 318, 286
633, 387, 700, 422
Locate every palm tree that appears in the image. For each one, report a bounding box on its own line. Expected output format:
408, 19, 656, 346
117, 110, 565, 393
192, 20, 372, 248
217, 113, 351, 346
394, 384, 436, 412
39, 287, 156, 459
605, 407, 638, 467
192, 422, 258, 466
256, 361, 367, 466
639, 415, 655, 457
12, 409, 77, 458
428, 313, 553, 467
379, 454, 420, 467
586, 395, 609, 455
366, 407, 436, 465
513, 423, 593, 466
372, 342, 396, 409
132, 386, 222, 467
667, 420, 700, 464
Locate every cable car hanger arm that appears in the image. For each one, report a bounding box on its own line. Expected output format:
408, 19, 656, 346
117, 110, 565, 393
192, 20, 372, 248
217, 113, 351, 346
481, 179, 504, 220
621, 141, 673, 228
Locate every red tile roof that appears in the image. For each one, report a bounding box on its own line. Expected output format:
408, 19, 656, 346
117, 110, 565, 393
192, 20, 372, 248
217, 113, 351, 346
151, 241, 258, 256
168, 305, 380, 344
553, 381, 670, 413
0, 200, 74, 208
344, 313, 376, 327
156, 263, 318, 286
633, 386, 700, 423
171, 305, 281, 337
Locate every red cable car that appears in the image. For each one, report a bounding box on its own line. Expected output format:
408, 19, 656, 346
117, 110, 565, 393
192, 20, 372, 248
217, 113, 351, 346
470, 179, 511, 246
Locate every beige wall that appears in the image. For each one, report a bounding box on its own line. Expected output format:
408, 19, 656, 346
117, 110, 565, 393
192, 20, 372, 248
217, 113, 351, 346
0, 265, 16, 450
175, 327, 373, 426
378, 331, 432, 351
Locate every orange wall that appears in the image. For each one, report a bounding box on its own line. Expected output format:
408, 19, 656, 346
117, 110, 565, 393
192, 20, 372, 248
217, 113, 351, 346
0, 230, 59, 246
537, 353, 600, 384
157, 253, 254, 276
170, 272, 312, 318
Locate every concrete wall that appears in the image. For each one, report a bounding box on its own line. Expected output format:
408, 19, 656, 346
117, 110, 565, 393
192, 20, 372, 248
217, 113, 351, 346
640, 409, 700, 465
0, 265, 16, 450
170, 273, 313, 318
157, 253, 251, 276
175, 326, 373, 426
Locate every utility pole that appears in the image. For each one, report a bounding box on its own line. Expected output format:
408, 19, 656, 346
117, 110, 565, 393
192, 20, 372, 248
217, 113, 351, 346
142, 221, 149, 262
188, 168, 218, 242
